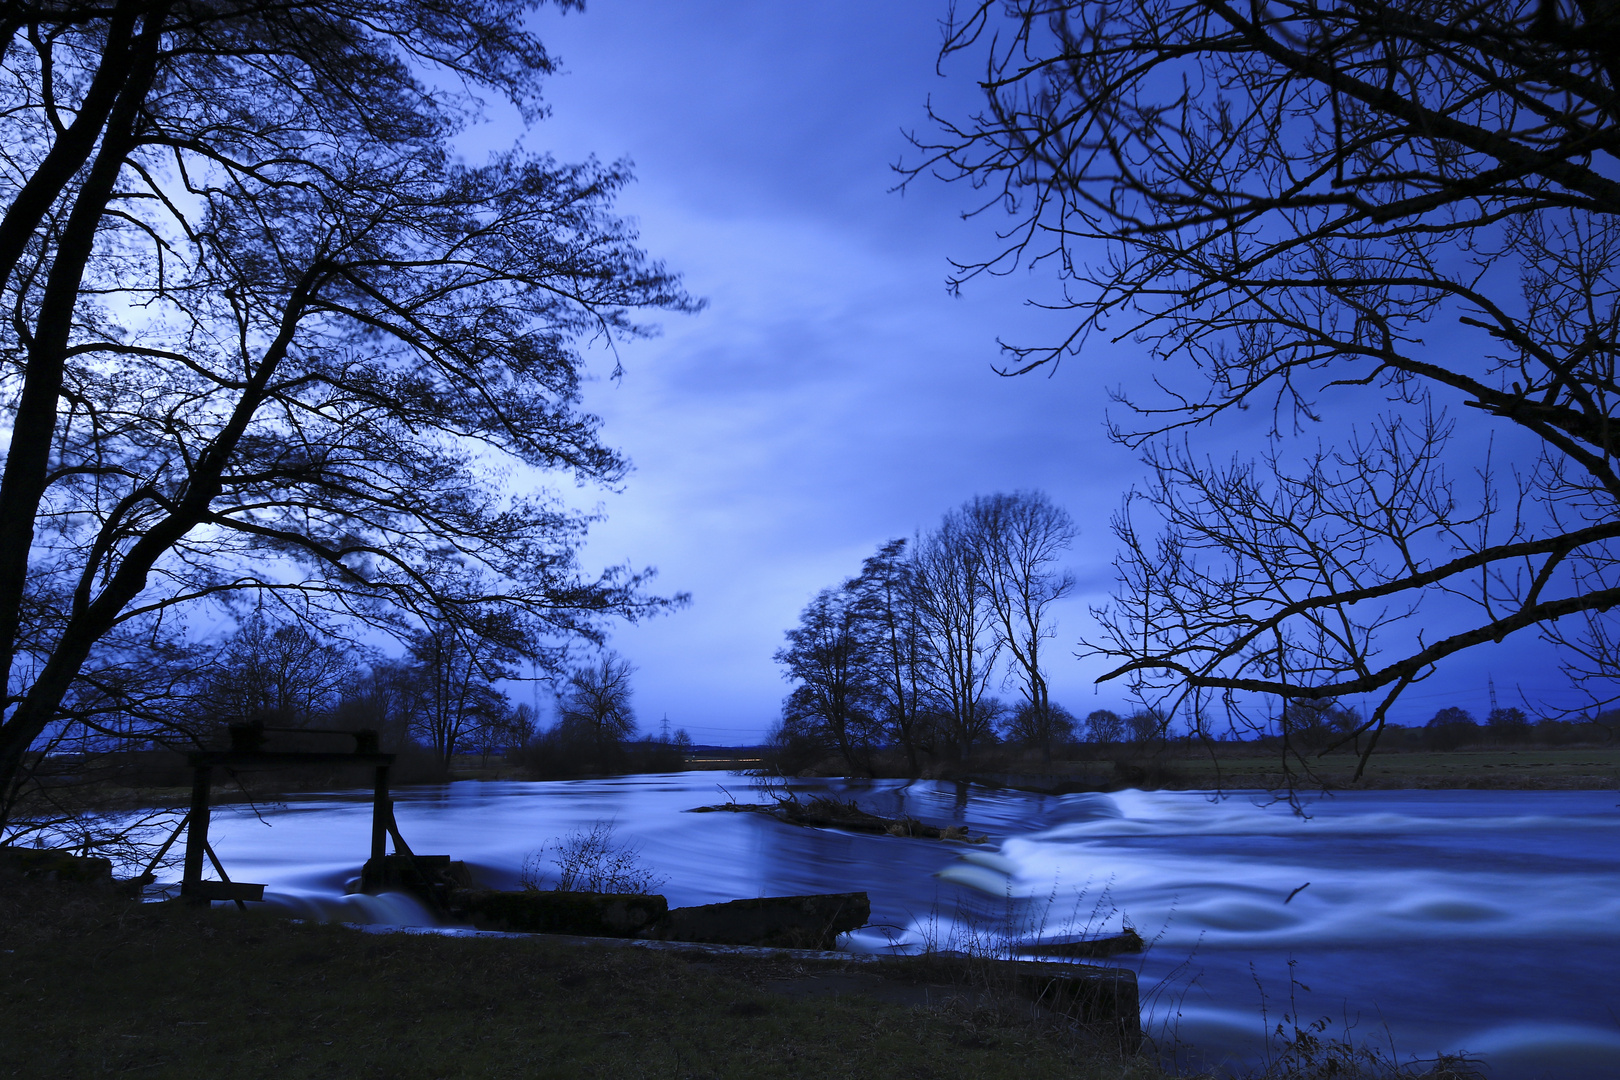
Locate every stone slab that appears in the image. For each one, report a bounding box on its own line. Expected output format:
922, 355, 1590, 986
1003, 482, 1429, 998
451, 888, 668, 937
642, 891, 870, 950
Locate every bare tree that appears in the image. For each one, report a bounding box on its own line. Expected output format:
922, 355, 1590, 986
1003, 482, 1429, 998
557, 651, 639, 752
1280, 698, 1361, 754
1004, 699, 1076, 750
338, 659, 422, 752
849, 539, 931, 774
498, 702, 543, 753
0, 2, 693, 817
201, 610, 356, 726
909, 1, 1620, 777
408, 613, 520, 768
966, 491, 1076, 759
775, 587, 880, 774
912, 512, 1001, 759
1084, 708, 1124, 749
1125, 710, 1165, 751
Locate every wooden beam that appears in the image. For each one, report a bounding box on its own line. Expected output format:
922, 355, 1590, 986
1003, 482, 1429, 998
184, 881, 265, 903
180, 765, 211, 904
186, 750, 395, 768
371, 765, 389, 862
135, 811, 189, 884
203, 840, 247, 911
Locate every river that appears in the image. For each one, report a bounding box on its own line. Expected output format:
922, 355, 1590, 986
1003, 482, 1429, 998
165, 775, 1620, 1078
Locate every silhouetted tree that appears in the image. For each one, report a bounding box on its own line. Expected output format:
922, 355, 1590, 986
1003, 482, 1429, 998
849, 539, 930, 774
1125, 710, 1165, 750
1425, 707, 1482, 751
556, 651, 639, 754
1488, 705, 1532, 744
338, 659, 424, 753
909, 0, 1620, 779
0, 1, 692, 821
764, 714, 831, 776
200, 611, 355, 727
498, 703, 543, 753
776, 588, 879, 774
1281, 699, 1361, 754
966, 491, 1076, 759
913, 512, 1001, 759
408, 615, 521, 768
777, 496, 1076, 772
1084, 709, 1125, 749
1004, 700, 1076, 751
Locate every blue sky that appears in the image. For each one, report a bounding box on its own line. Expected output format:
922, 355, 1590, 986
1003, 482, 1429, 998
476, 0, 1581, 742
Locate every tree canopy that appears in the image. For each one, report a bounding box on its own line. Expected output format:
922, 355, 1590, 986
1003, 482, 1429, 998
0, 1, 694, 819
774, 491, 1075, 773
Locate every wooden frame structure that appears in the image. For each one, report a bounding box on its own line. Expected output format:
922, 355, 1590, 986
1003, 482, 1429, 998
180, 724, 396, 905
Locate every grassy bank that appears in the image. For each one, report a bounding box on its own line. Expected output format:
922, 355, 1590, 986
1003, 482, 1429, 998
0, 878, 1167, 1080
14, 743, 1613, 840
944, 744, 1620, 795
1158, 745, 1620, 790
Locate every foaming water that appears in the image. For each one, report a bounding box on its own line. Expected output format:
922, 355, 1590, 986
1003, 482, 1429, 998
146, 777, 1619, 1078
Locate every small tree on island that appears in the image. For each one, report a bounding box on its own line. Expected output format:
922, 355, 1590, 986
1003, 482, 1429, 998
775, 586, 881, 776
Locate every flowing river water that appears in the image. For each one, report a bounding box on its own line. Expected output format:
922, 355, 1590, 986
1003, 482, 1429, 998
161, 775, 1620, 1078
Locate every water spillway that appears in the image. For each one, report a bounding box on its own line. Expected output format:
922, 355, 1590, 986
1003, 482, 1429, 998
148, 775, 1620, 1078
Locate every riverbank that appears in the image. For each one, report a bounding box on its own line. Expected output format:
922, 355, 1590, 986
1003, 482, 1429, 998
20, 742, 1615, 818
952, 745, 1620, 796
0, 876, 1164, 1080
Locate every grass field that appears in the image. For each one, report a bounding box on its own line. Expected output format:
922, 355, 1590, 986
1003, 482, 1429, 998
0, 878, 1166, 1080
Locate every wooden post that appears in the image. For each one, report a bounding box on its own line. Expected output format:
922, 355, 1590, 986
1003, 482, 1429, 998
371, 764, 390, 861
181, 765, 212, 903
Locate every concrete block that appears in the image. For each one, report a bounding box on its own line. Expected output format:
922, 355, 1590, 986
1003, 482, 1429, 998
644, 892, 870, 950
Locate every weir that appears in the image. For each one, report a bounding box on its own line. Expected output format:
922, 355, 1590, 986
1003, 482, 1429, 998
179, 723, 412, 907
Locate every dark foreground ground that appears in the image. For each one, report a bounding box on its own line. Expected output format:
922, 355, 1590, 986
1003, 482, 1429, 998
0, 877, 1168, 1080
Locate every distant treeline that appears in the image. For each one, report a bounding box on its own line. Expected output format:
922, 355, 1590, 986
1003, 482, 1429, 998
25, 607, 687, 792
771, 489, 1613, 779
1230, 700, 1613, 755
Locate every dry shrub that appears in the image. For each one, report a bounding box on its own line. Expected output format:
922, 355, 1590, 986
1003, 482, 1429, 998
519, 819, 666, 895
